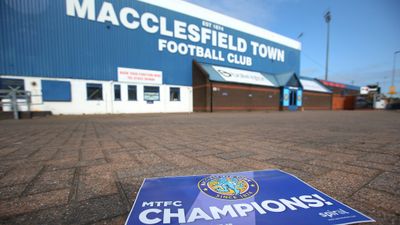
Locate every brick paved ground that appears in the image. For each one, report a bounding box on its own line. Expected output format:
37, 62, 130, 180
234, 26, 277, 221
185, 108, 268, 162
0, 111, 399, 225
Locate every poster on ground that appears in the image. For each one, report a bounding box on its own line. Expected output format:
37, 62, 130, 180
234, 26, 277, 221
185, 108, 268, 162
125, 169, 375, 225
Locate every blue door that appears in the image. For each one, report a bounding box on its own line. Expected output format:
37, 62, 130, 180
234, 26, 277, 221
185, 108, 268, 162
296, 89, 303, 107
282, 88, 290, 107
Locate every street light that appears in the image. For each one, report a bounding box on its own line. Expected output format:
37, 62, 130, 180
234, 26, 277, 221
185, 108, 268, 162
390, 50, 400, 97
324, 11, 331, 81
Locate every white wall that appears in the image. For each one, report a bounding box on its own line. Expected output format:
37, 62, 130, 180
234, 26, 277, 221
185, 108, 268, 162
1, 75, 193, 115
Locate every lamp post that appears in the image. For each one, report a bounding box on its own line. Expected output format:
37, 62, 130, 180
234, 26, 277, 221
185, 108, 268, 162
324, 11, 331, 81
390, 50, 400, 97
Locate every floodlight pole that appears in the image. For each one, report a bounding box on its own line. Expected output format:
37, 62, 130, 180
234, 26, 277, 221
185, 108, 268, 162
324, 11, 331, 81
391, 50, 400, 97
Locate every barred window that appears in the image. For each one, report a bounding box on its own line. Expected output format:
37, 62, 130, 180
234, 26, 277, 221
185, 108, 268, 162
86, 83, 103, 100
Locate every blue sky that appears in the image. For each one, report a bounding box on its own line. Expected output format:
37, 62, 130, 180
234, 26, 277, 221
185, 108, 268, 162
184, 0, 400, 94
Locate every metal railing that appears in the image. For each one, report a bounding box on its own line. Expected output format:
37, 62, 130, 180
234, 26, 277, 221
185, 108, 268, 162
0, 88, 32, 120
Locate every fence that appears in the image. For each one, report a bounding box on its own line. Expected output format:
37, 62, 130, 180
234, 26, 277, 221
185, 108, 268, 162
0, 88, 32, 120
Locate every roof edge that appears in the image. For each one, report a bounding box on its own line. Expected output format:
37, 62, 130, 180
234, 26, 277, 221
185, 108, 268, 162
138, 0, 301, 50
300, 77, 332, 93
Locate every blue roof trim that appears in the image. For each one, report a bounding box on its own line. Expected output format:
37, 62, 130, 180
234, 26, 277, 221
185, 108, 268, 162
344, 84, 360, 91
197, 63, 226, 83
261, 73, 280, 87
274, 72, 294, 86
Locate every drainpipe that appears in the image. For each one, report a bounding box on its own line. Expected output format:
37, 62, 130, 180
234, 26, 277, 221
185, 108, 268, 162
210, 82, 213, 112
109, 81, 114, 114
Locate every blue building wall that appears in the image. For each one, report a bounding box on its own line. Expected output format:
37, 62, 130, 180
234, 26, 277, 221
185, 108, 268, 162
0, 0, 300, 86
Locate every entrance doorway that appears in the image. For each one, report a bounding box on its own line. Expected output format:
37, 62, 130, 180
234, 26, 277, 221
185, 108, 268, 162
288, 89, 298, 111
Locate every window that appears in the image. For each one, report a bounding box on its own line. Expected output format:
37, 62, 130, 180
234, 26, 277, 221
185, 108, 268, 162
0, 78, 25, 90
114, 84, 121, 101
0, 78, 26, 99
41, 80, 71, 102
144, 86, 160, 101
128, 85, 137, 101
86, 83, 103, 100
170, 87, 180, 101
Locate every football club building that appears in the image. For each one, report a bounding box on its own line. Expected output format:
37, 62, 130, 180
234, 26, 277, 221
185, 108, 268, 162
1, 0, 339, 114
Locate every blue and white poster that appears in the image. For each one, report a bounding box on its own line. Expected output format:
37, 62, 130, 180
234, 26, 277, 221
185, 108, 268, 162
125, 170, 374, 225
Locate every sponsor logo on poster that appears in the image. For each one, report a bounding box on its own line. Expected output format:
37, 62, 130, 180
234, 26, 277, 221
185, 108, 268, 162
213, 65, 275, 86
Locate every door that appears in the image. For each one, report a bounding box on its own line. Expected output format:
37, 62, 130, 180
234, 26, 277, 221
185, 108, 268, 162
282, 88, 290, 107
288, 89, 298, 111
296, 89, 303, 107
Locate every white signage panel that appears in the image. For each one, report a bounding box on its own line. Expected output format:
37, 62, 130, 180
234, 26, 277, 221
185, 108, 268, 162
300, 79, 330, 93
118, 67, 162, 84
360, 87, 369, 95
212, 66, 275, 87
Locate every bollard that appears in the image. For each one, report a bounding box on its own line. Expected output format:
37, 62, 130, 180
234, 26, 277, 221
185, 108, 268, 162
11, 90, 19, 120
